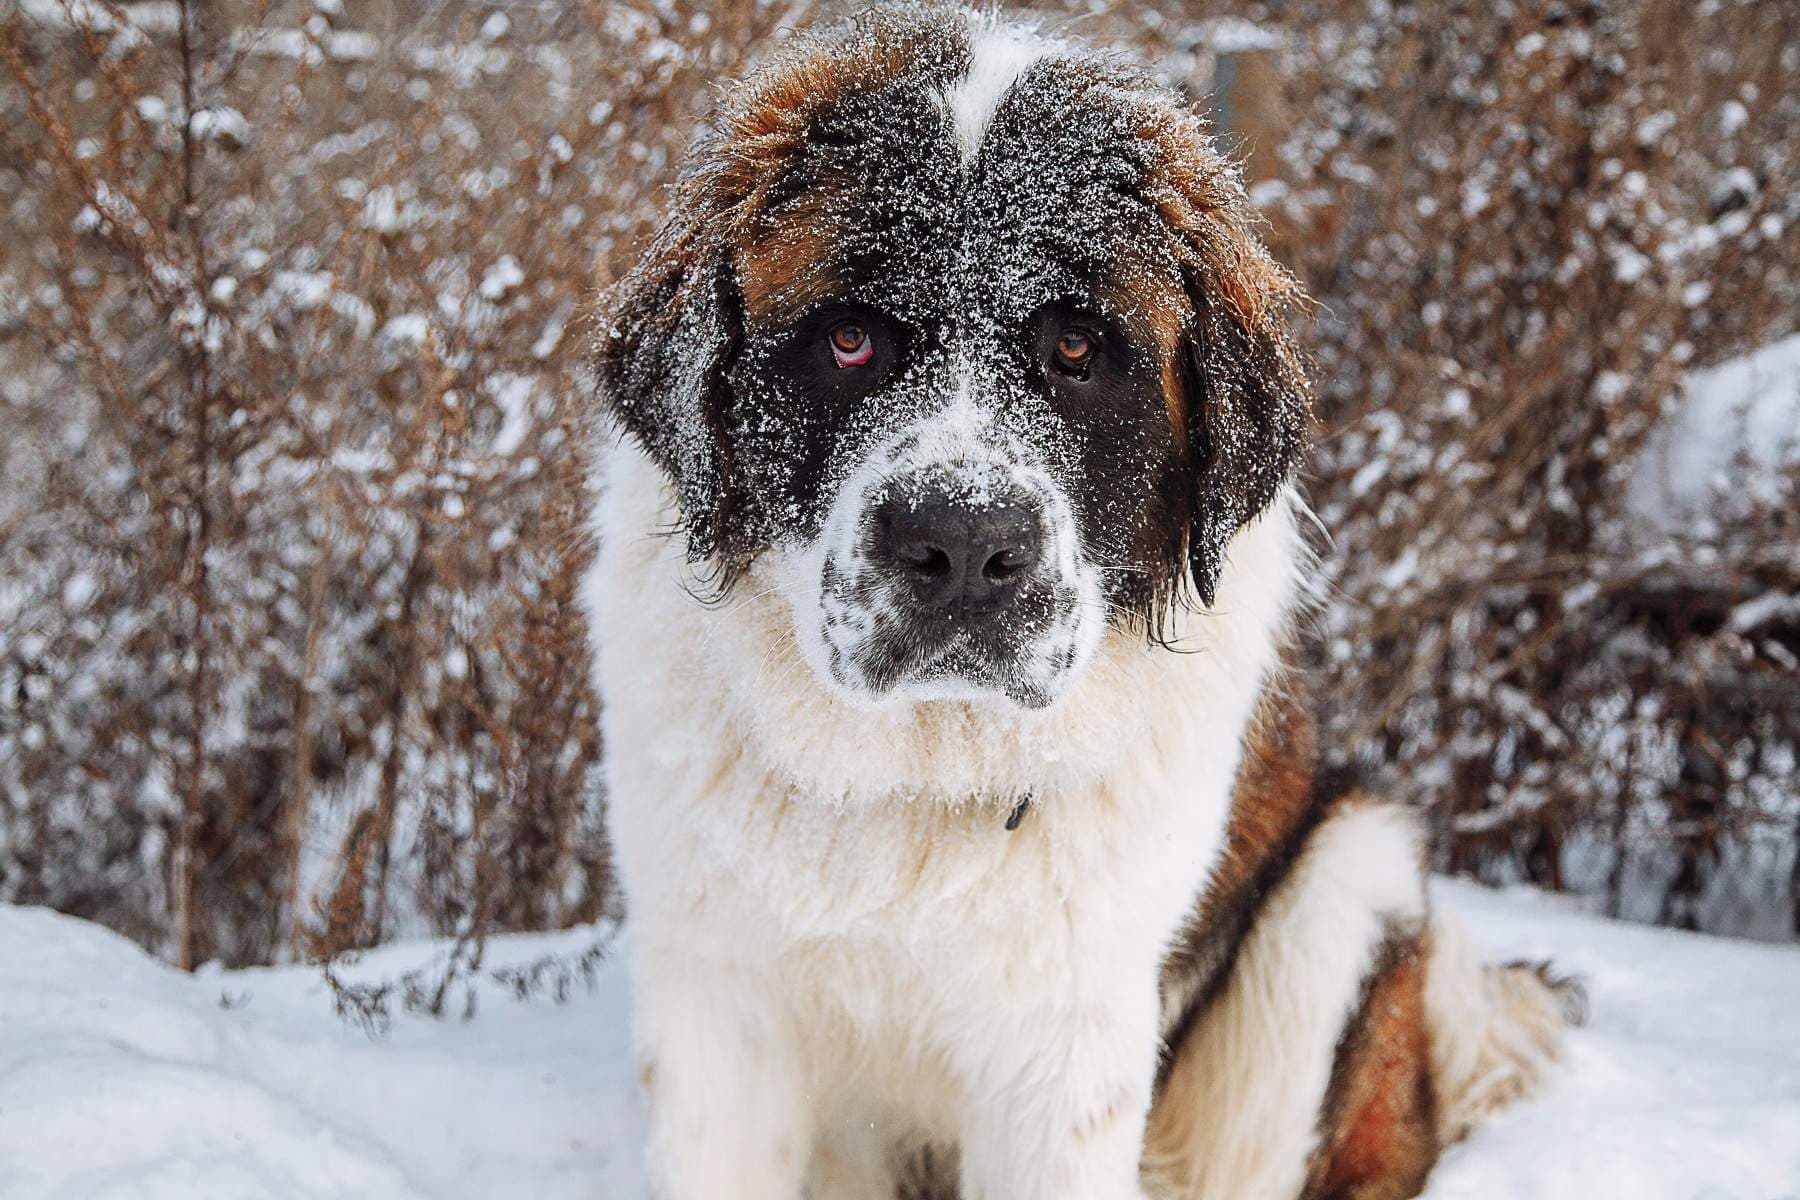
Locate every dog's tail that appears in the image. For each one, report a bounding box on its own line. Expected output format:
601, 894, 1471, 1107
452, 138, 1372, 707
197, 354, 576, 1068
1424, 911, 1586, 1144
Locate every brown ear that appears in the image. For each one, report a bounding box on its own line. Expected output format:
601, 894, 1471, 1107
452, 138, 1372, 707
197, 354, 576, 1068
1179, 243, 1310, 607
593, 202, 743, 565
1151, 113, 1311, 607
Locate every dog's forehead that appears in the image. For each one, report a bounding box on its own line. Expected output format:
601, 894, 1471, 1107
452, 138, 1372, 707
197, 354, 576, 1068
743, 31, 1178, 336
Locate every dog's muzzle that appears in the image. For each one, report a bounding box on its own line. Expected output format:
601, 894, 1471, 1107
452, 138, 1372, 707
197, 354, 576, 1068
786, 392, 1106, 711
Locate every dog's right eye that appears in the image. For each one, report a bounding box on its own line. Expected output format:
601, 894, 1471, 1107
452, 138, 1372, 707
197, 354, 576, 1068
1051, 328, 1098, 378
829, 322, 874, 368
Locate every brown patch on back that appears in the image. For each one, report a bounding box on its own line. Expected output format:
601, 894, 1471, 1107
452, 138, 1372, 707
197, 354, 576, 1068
1303, 931, 1440, 1200
1205, 681, 1322, 921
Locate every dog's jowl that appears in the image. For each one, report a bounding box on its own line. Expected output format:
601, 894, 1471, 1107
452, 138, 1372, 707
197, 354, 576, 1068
585, 9, 1577, 1199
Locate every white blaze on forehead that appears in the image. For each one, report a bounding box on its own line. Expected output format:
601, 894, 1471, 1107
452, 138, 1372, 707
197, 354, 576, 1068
947, 20, 1051, 163
909, 364, 995, 462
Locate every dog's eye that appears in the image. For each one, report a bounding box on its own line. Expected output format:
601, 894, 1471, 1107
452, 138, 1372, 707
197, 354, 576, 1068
829, 322, 874, 368
1052, 329, 1096, 375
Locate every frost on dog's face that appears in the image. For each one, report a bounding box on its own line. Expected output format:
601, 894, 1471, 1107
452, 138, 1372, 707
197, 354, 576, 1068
595, 9, 1310, 710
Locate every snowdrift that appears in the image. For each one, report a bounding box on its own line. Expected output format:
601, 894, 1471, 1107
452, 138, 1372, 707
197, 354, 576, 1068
1, 881, 1795, 1199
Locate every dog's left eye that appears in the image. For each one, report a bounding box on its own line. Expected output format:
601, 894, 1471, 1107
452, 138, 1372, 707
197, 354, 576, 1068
1052, 329, 1096, 375
829, 322, 874, 368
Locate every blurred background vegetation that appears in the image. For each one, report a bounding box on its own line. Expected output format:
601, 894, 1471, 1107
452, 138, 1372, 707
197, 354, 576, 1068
1, 0, 1794, 979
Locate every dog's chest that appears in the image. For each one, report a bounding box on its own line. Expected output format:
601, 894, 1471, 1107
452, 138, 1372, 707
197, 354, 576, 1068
589, 443, 1293, 1073
618, 710, 1236, 1017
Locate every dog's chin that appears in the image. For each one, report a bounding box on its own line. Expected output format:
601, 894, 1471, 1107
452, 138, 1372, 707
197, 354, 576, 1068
812, 631, 1075, 714
872, 646, 1067, 711
829, 666, 1066, 714
772, 551, 1097, 717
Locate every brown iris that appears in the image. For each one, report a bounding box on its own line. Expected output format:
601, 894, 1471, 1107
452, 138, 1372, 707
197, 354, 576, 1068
1054, 329, 1095, 373
830, 322, 873, 367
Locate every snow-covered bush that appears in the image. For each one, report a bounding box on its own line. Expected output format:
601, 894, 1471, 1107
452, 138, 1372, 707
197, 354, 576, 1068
1251, 0, 1799, 935
1, 0, 1793, 983
0, 0, 792, 968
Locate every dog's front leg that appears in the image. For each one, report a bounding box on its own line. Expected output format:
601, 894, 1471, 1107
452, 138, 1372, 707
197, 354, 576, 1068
955, 996, 1157, 1200
632, 951, 810, 1200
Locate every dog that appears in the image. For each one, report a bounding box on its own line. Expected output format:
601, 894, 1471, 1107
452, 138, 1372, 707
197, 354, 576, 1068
584, 9, 1577, 1198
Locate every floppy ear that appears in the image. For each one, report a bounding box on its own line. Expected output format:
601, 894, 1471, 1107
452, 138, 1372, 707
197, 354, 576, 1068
1137, 85, 1310, 606
1144, 83, 1317, 604
593, 199, 743, 567
1178, 237, 1310, 607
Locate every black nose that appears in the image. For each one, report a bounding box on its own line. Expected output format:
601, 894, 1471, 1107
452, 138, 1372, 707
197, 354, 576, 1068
877, 493, 1044, 616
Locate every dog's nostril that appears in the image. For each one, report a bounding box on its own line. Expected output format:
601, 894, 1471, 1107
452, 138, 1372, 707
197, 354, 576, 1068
982, 546, 1033, 583
875, 489, 1042, 613
900, 543, 953, 580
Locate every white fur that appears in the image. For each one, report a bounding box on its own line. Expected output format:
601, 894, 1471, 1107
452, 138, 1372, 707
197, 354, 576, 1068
1425, 913, 1571, 1145
945, 19, 1052, 162
586, 438, 1301, 1198
1142, 801, 1428, 1198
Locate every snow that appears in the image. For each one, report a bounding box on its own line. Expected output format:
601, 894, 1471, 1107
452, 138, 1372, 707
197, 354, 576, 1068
1423, 881, 1800, 1200
189, 106, 252, 148
1626, 333, 1800, 533
485, 373, 537, 455
2, 880, 1796, 1199
271, 271, 333, 311
379, 313, 431, 347
1194, 16, 1286, 53
477, 255, 525, 302
16, 0, 181, 35
0, 912, 643, 1200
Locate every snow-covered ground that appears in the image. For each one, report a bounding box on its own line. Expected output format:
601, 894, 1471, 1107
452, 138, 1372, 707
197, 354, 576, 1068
1, 881, 1796, 1200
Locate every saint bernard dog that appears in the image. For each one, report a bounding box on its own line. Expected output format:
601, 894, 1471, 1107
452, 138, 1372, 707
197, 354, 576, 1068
584, 8, 1580, 1198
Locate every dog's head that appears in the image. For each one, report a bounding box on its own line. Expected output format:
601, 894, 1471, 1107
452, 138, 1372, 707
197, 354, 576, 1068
596, 9, 1308, 711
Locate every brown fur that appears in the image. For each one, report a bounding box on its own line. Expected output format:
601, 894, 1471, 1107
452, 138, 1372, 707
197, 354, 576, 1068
1150, 697, 1445, 1200
713, 12, 964, 226
738, 181, 854, 325
1156, 680, 1326, 1068
1160, 351, 1189, 442
1204, 684, 1324, 926
1091, 262, 1194, 442
1303, 931, 1441, 1200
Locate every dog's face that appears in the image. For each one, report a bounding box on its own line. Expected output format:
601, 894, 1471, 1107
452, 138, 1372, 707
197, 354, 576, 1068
597, 11, 1308, 710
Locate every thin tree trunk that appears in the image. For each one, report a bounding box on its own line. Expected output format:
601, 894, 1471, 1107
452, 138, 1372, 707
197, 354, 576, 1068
173, 0, 212, 972
282, 542, 332, 957
365, 521, 432, 944
1791, 813, 1799, 940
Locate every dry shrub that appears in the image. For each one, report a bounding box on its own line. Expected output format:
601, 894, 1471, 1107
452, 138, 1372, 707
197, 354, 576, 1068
1247, 0, 1799, 934
1, 0, 1794, 988
0, 0, 797, 970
